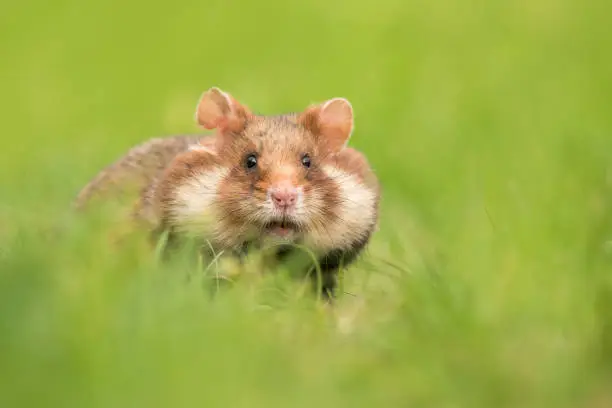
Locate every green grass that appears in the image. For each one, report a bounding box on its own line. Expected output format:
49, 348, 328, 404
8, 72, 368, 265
2, 0, 612, 406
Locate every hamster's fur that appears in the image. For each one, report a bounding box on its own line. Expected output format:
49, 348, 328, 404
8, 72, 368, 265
76, 87, 380, 298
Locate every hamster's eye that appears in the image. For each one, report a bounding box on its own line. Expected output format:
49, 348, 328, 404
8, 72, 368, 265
301, 154, 311, 168
245, 154, 258, 169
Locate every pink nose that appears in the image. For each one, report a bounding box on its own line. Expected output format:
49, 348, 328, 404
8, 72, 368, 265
270, 187, 297, 210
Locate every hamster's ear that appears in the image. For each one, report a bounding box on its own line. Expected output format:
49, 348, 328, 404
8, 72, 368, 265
298, 98, 354, 153
195, 87, 251, 133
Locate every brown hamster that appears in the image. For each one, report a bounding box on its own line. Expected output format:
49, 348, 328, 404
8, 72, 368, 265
76, 87, 381, 298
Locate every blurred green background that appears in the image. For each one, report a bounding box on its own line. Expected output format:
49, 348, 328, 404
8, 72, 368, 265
2, 0, 612, 406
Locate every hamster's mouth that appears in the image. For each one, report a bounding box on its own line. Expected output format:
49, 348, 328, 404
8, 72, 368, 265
263, 219, 300, 238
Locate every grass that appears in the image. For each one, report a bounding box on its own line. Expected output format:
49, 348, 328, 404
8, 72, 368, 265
1, 0, 612, 406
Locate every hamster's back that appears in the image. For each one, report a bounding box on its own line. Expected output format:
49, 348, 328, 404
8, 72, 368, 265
74, 135, 205, 211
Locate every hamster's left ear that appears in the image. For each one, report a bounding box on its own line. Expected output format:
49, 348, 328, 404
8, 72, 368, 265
298, 97, 354, 153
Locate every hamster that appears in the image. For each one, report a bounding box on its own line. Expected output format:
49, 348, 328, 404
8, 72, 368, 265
77, 87, 381, 299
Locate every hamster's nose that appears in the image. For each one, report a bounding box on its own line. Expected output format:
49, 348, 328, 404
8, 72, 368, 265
270, 186, 298, 210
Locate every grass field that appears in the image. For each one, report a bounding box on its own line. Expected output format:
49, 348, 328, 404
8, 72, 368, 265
2, 0, 612, 406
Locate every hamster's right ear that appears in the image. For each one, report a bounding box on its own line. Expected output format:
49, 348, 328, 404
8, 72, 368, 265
195, 87, 252, 134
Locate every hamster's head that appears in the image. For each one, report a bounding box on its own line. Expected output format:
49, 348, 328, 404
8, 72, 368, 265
161, 87, 378, 253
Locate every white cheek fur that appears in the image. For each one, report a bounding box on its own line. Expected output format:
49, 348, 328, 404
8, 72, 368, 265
304, 165, 377, 251
171, 167, 228, 236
